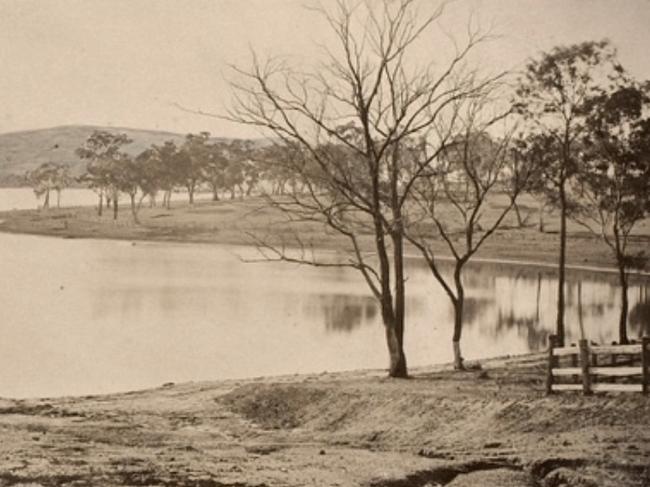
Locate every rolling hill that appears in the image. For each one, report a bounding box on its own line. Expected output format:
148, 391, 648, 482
0, 125, 230, 186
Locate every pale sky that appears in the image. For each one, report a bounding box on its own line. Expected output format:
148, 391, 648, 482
1, 0, 650, 138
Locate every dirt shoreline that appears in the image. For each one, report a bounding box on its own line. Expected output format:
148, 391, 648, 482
1, 354, 648, 486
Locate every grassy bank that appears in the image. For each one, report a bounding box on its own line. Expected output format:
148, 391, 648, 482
0, 355, 648, 486
1, 194, 649, 270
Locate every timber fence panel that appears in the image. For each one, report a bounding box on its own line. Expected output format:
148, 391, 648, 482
546, 335, 649, 395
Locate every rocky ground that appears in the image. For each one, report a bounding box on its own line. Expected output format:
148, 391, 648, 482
1, 355, 649, 487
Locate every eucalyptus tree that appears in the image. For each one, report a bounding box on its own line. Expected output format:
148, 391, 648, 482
26, 162, 71, 209
152, 141, 181, 209
202, 141, 229, 201
135, 148, 164, 207
76, 130, 133, 218
179, 132, 211, 204
514, 40, 622, 346
228, 0, 499, 377
110, 153, 143, 224
573, 76, 650, 344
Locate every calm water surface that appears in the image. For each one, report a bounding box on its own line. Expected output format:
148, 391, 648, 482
0, 217, 648, 399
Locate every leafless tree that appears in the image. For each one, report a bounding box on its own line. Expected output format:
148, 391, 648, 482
404, 93, 529, 369
227, 0, 500, 377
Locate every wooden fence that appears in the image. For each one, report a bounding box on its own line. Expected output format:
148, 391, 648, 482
546, 335, 650, 395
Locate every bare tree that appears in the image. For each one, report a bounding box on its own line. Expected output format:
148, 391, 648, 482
226, 0, 498, 377
404, 94, 529, 369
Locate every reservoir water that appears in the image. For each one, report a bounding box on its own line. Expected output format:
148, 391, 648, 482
0, 190, 648, 398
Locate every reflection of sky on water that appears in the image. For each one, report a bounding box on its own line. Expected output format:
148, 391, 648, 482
1, 230, 649, 398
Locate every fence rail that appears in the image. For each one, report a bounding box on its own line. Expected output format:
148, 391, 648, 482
546, 335, 650, 395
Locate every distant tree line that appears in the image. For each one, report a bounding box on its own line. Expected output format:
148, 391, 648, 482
25, 132, 310, 220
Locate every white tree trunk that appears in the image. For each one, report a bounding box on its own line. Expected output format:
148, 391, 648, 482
453, 340, 463, 370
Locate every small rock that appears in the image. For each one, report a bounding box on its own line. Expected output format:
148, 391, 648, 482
319, 449, 326, 455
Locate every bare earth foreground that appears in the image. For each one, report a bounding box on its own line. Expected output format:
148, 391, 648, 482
1, 355, 649, 487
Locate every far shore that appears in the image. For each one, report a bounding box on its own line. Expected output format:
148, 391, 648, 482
0, 195, 649, 275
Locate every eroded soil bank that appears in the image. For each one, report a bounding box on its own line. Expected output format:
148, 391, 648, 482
1, 355, 649, 486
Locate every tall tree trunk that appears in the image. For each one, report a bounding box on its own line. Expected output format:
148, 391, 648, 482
538, 199, 545, 232
452, 265, 465, 370
386, 146, 407, 378
56, 189, 61, 208
513, 202, 524, 227
535, 272, 542, 322
188, 186, 195, 205
42, 189, 50, 209
383, 314, 407, 377
556, 177, 567, 346
212, 188, 220, 201
130, 194, 139, 224
373, 212, 406, 378
113, 192, 119, 220
577, 280, 585, 340
617, 255, 629, 344
97, 191, 103, 217
391, 230, 407, 377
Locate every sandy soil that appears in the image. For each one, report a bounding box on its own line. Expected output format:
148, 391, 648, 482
0, 195, 649, 271
1, 355, 649, 487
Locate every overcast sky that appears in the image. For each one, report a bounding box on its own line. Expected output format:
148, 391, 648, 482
1, 0, 650, 138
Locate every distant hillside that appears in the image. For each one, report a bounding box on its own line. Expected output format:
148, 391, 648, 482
0, 125, 242, 187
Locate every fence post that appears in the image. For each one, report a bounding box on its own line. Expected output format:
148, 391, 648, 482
591, 344, 598, 386
546, 334, 559, 395
579, 339, 592, 396
570, 343, 578, 368
642, 337, 649, 395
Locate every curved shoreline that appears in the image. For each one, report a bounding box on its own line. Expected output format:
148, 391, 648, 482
1, 224, 648, 279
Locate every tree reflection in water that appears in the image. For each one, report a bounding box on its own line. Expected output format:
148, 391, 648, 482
629, 286, 650, 338
455, 267, 642, 350
310, 294, 378, 333
307, 262, 648, 348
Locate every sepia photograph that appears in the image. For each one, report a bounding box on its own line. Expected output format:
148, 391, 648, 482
0, 0, 649, 485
